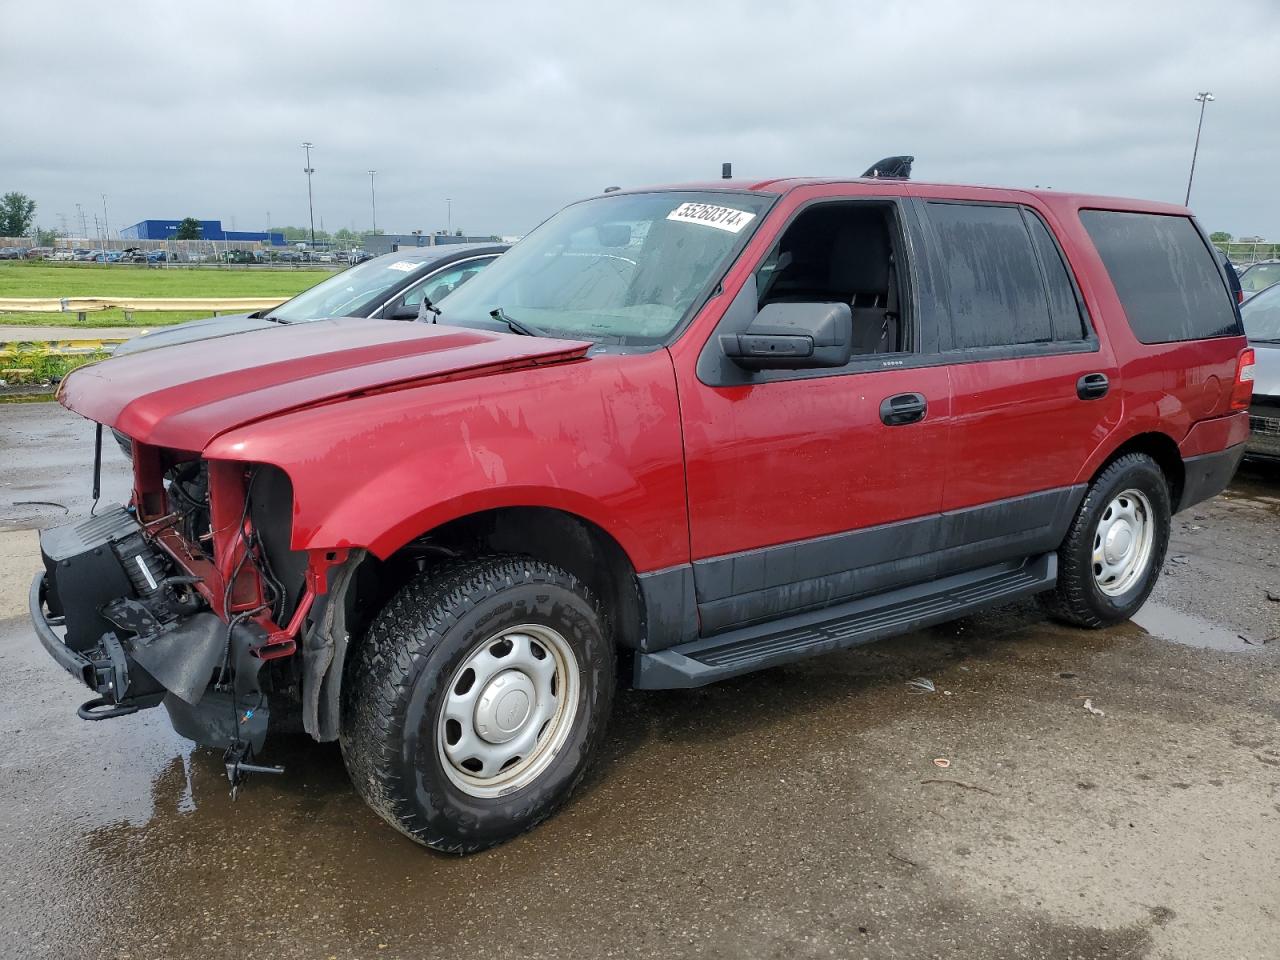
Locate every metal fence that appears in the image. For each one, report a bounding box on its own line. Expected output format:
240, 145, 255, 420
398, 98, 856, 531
1215, 241, 1280, 266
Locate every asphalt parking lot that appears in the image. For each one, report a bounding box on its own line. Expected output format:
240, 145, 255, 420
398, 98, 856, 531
1, 402, 1277, 960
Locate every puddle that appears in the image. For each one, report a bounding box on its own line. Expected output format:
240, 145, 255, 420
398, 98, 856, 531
1224, 464, 1280, 517
1131, 601, 1264, 652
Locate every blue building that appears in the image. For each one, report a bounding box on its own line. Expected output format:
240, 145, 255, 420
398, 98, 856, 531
119, 219, 286, 246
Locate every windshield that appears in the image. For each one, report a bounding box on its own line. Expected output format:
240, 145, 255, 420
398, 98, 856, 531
269, 255, 426, 321
1242, 283, 1280, 340
438, 191, 773, 343
1240, 262, 1280, 295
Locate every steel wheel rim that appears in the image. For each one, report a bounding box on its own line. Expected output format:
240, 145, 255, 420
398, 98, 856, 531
1092, 488, 1155, 597
437, 623, 580, 799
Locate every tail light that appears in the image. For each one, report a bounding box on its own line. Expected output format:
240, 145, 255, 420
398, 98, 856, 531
1231, 347, 1255, 411
1237, 290, 1245, 305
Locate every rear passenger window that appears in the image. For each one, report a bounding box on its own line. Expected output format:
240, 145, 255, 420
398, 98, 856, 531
1024, 211, 1087, 341
1079, 210, 1240, 343
927, 202, 1054, 349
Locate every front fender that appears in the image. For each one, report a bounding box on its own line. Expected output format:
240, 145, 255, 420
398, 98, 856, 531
204, 349, 689, 574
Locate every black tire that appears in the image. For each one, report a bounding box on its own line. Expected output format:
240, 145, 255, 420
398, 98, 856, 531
340, 555, 615, 853
1041, 453, 1172, 628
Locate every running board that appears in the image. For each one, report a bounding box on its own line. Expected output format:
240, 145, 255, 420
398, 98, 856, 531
633, 554, 1056, 689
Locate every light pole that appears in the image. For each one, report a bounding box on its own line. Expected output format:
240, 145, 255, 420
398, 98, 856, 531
446, 197, 452, 236
302, 142, 317, 246
368, 170, 378, 233
1185, 92, 1214, 206
101, 194, 110, 245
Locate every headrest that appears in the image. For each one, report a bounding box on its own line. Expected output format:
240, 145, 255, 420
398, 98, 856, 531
828, 223, 890, 294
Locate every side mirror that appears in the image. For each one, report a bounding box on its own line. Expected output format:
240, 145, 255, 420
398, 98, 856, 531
386, 303, 419, 321
720, 302, 852, 370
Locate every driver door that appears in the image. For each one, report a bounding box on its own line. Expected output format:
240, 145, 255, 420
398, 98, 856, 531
676, 194, 952, 635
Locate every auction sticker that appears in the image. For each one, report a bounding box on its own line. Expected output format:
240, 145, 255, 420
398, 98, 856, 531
386, 260, 417, 272
666, 202, 756, 233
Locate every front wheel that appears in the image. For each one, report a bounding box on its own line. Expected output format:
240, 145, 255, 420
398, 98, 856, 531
1042, 453, 1172, 628
340, 556, 615, 853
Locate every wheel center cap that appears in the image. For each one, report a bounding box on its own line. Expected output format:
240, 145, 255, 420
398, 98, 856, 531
1105, 522, 1134, 563
474, 670, 535, 744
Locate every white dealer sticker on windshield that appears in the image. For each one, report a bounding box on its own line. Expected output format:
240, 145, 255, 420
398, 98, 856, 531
666, 202, 756, 233
386, 260, 417, 272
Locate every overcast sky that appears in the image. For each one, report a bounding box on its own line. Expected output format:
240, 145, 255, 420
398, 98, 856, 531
2, 1, 1276, 240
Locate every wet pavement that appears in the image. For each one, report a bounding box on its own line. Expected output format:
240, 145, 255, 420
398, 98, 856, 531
1, 402, 1277, 960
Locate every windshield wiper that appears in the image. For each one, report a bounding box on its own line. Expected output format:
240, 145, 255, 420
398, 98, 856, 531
263, 314, 291, 324
1250, 336, 1280, 344
491, 306, 542, 337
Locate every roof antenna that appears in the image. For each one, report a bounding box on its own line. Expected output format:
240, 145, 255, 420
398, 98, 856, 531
861, 155, 914, 180
722, 162, 732, 180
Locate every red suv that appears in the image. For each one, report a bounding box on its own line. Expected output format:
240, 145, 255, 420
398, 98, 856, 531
31, 177, 1252, 852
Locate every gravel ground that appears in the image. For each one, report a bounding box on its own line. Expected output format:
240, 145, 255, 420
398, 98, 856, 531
0, 402, 1276, 960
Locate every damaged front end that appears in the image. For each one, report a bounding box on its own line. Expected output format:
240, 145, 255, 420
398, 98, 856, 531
29, 429, 355, 790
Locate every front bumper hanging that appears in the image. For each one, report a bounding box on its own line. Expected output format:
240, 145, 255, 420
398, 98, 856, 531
29, 508, 271, 751
29, 571, 147, 720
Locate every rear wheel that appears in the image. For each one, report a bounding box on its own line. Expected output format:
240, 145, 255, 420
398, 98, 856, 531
1042, 453, 1172, 628
340, 555, 614, 853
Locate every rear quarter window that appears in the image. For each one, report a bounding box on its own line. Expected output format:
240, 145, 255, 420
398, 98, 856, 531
1079, 210, 1240, 344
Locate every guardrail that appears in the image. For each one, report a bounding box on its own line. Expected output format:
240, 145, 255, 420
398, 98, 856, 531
0, 296, 288, 322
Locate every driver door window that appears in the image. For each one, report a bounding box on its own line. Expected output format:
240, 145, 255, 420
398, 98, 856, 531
752, 201, 907, 356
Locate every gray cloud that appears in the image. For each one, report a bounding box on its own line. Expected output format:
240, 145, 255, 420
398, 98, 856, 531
2, 0, 1275, 239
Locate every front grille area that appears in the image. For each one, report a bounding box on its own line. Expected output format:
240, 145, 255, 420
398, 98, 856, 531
1248, 406, 1280, 458
1250, 414, 1280, 437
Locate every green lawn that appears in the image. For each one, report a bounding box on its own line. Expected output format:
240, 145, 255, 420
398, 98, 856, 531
0, 262, 334, 327
0, 348, 110, 382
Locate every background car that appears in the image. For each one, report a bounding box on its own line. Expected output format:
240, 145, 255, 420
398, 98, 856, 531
107, 242, 507, 456
113, 242, 507, 357
1239, 259, 1280, 300
1218, 249, 1244, 305
1241, 282, 1280, 459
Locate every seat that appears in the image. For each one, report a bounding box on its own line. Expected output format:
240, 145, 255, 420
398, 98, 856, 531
828, 224, 898, 354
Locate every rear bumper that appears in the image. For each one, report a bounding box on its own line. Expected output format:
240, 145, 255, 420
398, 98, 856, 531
1179, 443, 1246, 512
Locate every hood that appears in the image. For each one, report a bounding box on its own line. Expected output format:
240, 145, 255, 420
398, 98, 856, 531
111, 312, 273, 357
1251, 341, 1280, 399
60, 317, 591, 451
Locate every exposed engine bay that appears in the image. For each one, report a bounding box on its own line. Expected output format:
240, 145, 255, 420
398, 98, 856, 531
29, 438, 344, 793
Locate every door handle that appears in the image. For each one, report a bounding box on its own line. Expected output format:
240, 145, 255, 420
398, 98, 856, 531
880, 392, 927, 426
1077, 372, 1110, 401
